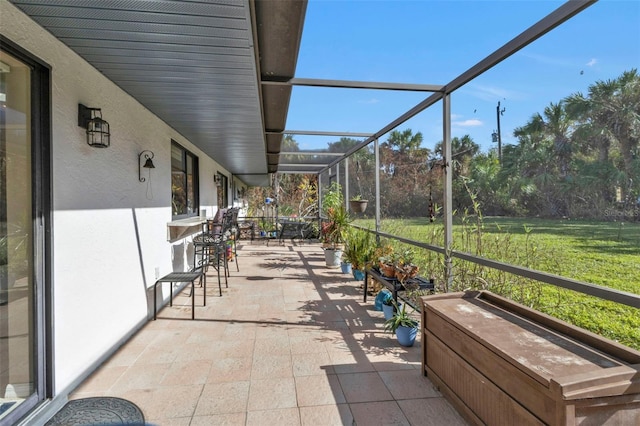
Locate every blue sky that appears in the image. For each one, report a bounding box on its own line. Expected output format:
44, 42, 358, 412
286, 0, 640, 154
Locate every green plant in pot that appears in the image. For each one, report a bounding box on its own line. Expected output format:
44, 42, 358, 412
349, 194, 368, 213
381, 296, 402, 321
344, 228, 374, 270
394, 248, 420, 282
383, 300, 419, 347
321, 182, 351, 267
373, 243, 395, 277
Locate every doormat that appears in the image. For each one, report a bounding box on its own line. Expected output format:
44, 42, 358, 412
45, 397, 145, 425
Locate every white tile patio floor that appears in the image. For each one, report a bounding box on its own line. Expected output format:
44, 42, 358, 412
70, 242, 468, 425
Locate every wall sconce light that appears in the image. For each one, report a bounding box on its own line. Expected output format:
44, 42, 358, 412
78, 103, 110, 148
139, 150, 155, 182
214, 174, 222, 187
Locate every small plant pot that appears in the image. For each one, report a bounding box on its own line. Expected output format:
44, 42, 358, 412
395, 325, 418, 347
379, 263, 395, 278
352, 269, 365, 281
341, 262, 352, 274
382, 302, 402, 320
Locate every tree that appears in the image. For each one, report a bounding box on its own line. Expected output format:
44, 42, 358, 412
378, 129, 432, 217
565, 69, 640, 203
435, 135, 480, 177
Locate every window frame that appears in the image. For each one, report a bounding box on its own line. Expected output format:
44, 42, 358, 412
171, 140, 199, 220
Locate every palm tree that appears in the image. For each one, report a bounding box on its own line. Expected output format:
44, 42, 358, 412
609, 70, 640, 179
565, 69, 640, 201
435, 134, 480, 177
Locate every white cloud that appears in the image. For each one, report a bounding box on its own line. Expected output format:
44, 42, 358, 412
586, 58, 597, 67
517, 51, 571, 67
359, 98, 380, 104
453, 119, 483, 127
451, 114, 463, 120
465, 84, 519, 102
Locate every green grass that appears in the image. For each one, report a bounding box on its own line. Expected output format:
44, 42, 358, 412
353, 216, 640, 350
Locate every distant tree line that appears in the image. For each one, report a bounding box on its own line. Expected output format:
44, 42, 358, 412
250, 69, 639, 221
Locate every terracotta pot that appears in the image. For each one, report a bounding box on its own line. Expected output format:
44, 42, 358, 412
380, 263, 396, 278
396, 265, 419, 282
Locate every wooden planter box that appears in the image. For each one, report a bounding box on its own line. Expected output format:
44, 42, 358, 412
420, 291, 640, 425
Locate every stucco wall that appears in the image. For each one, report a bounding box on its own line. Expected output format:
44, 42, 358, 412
1, 0, 231, 395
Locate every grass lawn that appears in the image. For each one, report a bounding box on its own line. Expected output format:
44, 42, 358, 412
355, 216, 640, 350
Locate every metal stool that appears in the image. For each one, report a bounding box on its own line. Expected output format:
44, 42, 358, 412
193, 233, 228, 295
153, 270, 205, 320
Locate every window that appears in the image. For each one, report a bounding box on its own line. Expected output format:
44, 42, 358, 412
217, 173, 228, 208
171, 141, 199, 218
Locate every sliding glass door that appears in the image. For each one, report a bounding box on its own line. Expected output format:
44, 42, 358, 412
0, 40, 50, 424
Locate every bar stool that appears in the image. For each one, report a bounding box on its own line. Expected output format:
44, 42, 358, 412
193, 229, 228, 296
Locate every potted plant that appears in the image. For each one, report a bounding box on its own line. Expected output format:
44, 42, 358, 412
381, 296, 403, 321
373, 243, 395, 278
349, 195, 368, 213
383, 300, 419, 347
343, 227, 374, 280
321, 182, 351, 267
394, 248, 420, 282
259, 217, 270, 237
340, 260, 352, 274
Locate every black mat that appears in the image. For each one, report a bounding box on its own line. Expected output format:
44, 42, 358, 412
46, 397, 145, 426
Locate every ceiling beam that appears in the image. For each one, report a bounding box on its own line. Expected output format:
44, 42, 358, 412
279, 151, 345, 156
262, 77, 444, 92
266, 130, 374, 137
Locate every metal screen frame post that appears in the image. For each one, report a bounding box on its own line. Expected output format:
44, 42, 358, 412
344, 159, 350, 211
374, 138, 381, 244
442, 94, 453, 291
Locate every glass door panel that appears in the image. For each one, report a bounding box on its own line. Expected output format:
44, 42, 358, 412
0, 49, 35, 421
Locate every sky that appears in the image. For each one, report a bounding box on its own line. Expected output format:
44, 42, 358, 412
285, 0, 640, 154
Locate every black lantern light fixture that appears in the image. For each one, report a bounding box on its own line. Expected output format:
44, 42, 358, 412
78, 103, 110, 148
139, 150, 155, 182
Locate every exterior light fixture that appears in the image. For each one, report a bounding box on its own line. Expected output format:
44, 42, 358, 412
139, 150, 155, 182
214, 174, 222, 187
78, 103, 110, 148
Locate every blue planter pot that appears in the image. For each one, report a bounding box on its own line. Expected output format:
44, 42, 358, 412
353, 269, 365, 281
341, 262, 352, 274
382, 302, 402, 320
374, 289, 392, 311
382, 303, 393, 320
395, 325, 418, 347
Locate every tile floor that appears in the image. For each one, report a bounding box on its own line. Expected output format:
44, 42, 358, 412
70, 242, 468, 425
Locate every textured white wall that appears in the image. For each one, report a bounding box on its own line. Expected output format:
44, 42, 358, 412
1, 1, 229, 395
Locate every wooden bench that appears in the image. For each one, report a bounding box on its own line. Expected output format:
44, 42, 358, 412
421, 291, 640, 425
